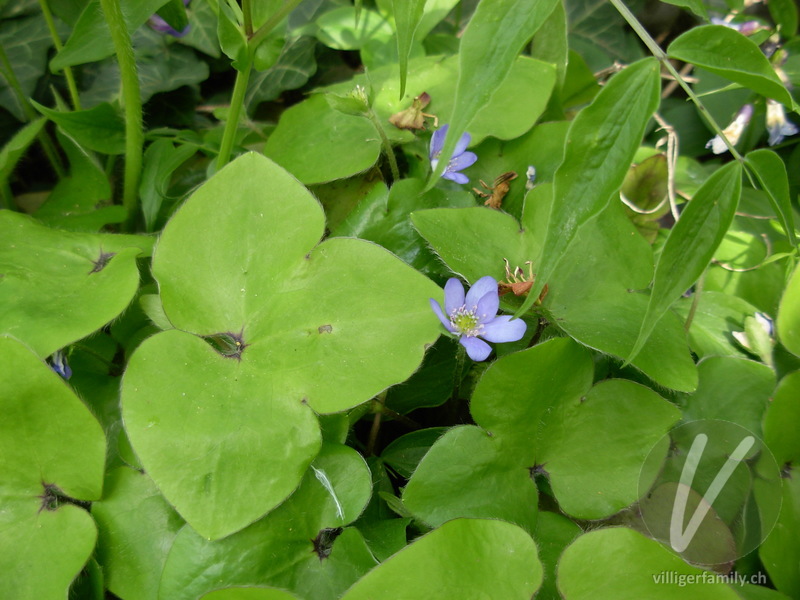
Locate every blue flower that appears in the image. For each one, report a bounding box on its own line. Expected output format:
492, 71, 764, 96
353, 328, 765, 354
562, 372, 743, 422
430, 276, 527, 361
149, 0, 191, 37
766, 100, 798, 146
429, 124, 478, 184
49, 350, 72, 379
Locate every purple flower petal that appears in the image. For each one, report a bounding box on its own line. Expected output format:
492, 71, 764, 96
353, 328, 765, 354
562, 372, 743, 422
465, 276, 497, 308
449, 151, 478, 172
430, 125, 448, 159
444, 278, 465, 314
442, 171, 469, 184
460, 336, 492, 361
475, 290, 499, 323
481, 315, 527, 343
454, 131, 471, 156
430, 298, 456, 332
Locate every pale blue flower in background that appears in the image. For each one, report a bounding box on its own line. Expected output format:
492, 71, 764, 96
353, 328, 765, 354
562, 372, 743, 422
50, 350, 72, 379
706, 104, 753, 154
766, 99, 798, 146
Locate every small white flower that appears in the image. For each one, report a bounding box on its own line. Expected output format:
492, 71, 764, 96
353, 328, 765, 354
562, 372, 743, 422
706, 104, 753, 154
766, 99, 798, 146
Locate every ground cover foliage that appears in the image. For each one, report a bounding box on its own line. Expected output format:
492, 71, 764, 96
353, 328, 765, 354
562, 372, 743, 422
2, 0, 800, 598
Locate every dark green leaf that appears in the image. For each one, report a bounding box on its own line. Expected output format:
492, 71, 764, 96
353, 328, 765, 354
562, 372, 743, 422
0, 118, 44, 189
139, 139, 197, 232
768, 0, 798, 37
778, 263, 800, 357
51, 0, 171, 70
0, 14, 53, 121
246, 36, 317, 108
155, 0, 189, 32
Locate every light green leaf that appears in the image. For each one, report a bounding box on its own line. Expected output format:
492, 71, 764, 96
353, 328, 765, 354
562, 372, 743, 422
93, 467, 184, 600
35, 130, 122, 232
428, 0, 559, 188
391, 0, 425, 98
538, 378, 681, 519
182, 0, 221, 58
202, 589, 302, 600
668, 25, 797, 109
157, 444, 375, 599
0, 336, 105, 600
139, 139, 197, 232
758, 473, 800, 599
122, 153, 439, 539
0, 211, 148, 358
518, 57, 661, 315
341, 519, 542, 600
778, 263, 800, 357
51, 0, 171, 70
402, 426, 539, 533
763, 371, 800, 465
628, 162, 742, 363
316, 7, 393, 51
679, 356, 774, 436
263, 94, 381, 184
558, 528, 741, 599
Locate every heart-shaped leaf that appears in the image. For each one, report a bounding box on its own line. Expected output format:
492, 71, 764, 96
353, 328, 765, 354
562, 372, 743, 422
0, 211, 151, 358
340, 518, 543, 599
122, 153, 439, 539
157, 443, 374, 600
0, 336, 105, 599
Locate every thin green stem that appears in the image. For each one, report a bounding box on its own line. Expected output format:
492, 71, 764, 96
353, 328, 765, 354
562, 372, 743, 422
216, 53, 252, 170
0, 43, 65, 177
242, 0, 253, 36
100, 0, 143, 231
609, 0, 742, 161
365, 107, 400, 182
249, 0, 303, 47
39, 0, 82, 111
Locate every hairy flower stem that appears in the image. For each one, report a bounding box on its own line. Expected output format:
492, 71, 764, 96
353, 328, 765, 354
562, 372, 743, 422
39, 0, 82, 111
365, 108, 400, 182
0, 43, 64, 178
215, 55, 252, 171
100, 0, 143, 231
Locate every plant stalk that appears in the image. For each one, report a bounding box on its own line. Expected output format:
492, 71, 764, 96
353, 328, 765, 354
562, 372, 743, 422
215, 52, 252, 170
39, 0, 82, 111
0, 43, 65, 177
365, 107, 400, 182
100, 0, 143, 231
609, 0, 742, 160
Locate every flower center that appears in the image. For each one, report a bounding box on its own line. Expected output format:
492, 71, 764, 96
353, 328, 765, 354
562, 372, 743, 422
449, 305, 483, 337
